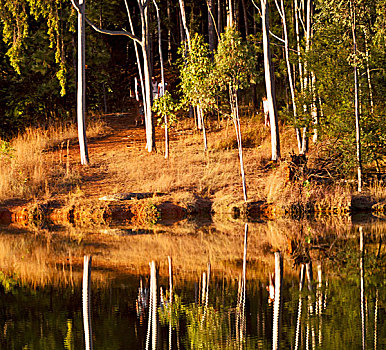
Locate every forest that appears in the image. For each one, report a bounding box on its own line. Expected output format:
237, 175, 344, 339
0, 0, 385, 207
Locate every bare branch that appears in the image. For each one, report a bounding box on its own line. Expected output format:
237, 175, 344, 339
270, 30, 285, 43
251, 0, 262, 17
205, 0, 220, 40
85, 17, 142, 44
70, 0, 81, 13
274, 0, 283, 18
298, 7, 307, 33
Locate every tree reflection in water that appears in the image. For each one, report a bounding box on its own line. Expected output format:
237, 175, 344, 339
0, 222, 384, 349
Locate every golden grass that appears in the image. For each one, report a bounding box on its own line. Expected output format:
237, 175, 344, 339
368, 179, 386, 202
0, 118, 109, 201
0, 110, 384, 212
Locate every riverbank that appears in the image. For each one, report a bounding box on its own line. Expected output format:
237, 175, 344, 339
0, 101, 385, 224
0, 189, 385, 228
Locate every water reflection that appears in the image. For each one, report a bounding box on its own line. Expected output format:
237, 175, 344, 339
0, 218, 385, 349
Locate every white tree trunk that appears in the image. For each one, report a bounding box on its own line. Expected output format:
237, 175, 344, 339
278, 0, 302, 153
178, 0, 191, 50
364, 33, 374, 114
140, 1, 155, 152
360, 227, 366, 350
153, 0, 167, 158
294, 264, 305, 350
351, 0, 362, 192
82, 255, 93, 350
75, 0, 156, 153
126, 1, 147, 125
273, 251, 283, 350
261, 0, 280, 161
77, 0, 89, 165
230, 86, 247, 202
227, 0, 234, 27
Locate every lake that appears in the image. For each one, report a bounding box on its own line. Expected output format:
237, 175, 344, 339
0, 214, 384, 349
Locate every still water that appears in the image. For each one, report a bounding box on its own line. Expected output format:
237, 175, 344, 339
0, 215, 384, 349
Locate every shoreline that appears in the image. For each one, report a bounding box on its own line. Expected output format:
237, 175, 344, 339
1, 192, 384, 227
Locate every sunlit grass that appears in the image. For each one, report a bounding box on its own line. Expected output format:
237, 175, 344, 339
0, 110, 384, 211
0, 118, 109, 201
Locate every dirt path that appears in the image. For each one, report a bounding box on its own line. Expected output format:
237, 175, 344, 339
69, 101, 147, 199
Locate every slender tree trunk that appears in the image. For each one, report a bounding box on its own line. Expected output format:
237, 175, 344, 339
218, 0, 223, 34
178, 8, 185, 44
230, 86, 248, 202
82, 255, 93, 350
261, 0, 280, 161
273, 251, 283, 350
374, 289, 378, 349
153, 0, 168, 158
151, 261, 158, 350
294, 0, 307, 154
364, 33, 374, 114
208, 0, 216, 52
309, 1, 318, 144
241, 0, 248, 35
311, 71, 318, 143
197, 106, 202, 130
167, 0, 172, 64
168, 256, 173, 350
360, 227, 366, 350
306, 262, 313, 292
126, 1, 147, 125
294, 264, 305, 350
227, 0, 234, 27
316, 262, 323, 346
198, 106, 208, 152
77, 0, 89, 165
351, 0, 362, 192
139, 1, 156, 153
278, 0, 301, 153
300, 0, 312, 154
178, 0, 191, 50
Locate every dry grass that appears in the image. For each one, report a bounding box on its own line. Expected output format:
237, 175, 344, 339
103, 118, 276, 208
0, 118, 109, 201
367, 179, 386, 202
1, 110, 383, 211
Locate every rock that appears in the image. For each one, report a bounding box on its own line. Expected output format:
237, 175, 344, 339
98, 192, 155, 201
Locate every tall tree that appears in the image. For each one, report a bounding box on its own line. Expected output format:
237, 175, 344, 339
215, 27, 257, 201
261, 0, 280, 161
73, 0, 156, 152
350, 0, 362, 192
274, 0, 302, 153
73, 0, 89, 165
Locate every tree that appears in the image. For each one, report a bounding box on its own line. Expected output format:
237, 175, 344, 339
311, 0, 386, 183
71, 0, 156, 152
152, 91, 178, 159
260, 0, 280, 161
179, 33, 215, 152
273, 0, 302, 153
71, 0, 89, 165
215, 27, 257, 202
